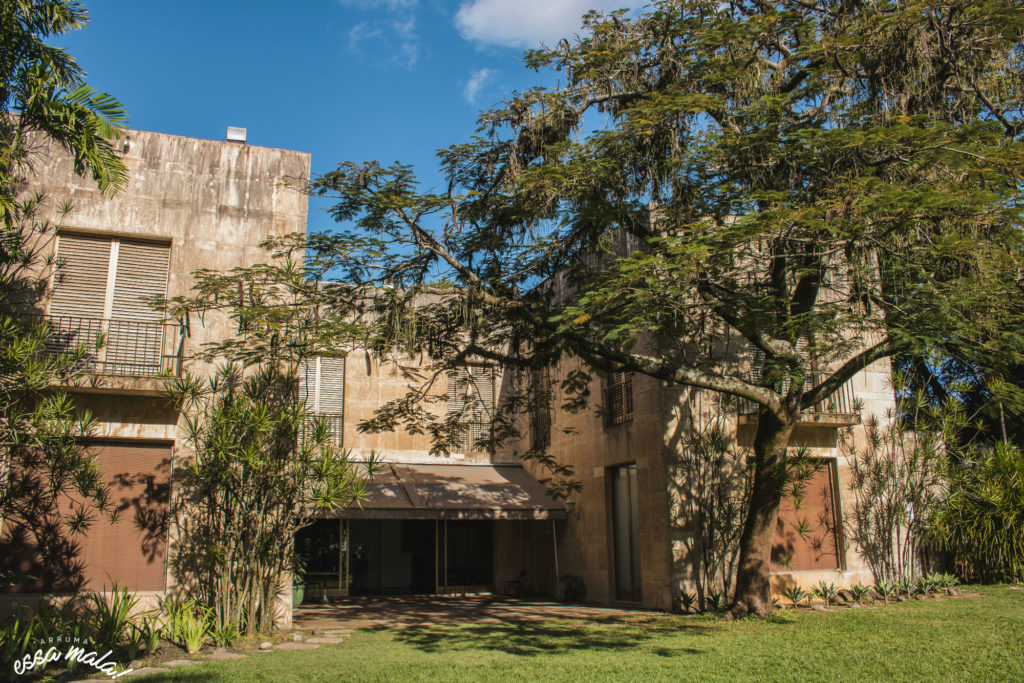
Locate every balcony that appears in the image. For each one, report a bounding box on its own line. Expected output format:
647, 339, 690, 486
40, 314, 186, 395
737, 372, 859, 427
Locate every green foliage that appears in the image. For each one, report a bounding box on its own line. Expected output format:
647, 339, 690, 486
168, 362, 379, 636
137, 616, 163, 654
0, 0, 127, 588
125, 622, 144, 660
896, 577, 916, 597
874, 581, 897, 604
706, 591, 729, 613
781, 586, 808, 608
89, 582, 138, 648
811, 582, 839, 608
164, 599, 211, 655
930, 443, 1024, 583
304, 0, 1024, 614
679, 592, 697, 614
849, 584, 872, 604
210, 619, 241, 648
843, 387, 946, 583
670, 402, 751, 608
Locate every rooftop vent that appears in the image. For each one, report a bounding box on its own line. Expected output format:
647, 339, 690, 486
226, 126, 247, 144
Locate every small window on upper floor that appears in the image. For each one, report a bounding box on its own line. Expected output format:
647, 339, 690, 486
603, 370, 633, 427
447, 365, 495, 452
299, 355, 345, 447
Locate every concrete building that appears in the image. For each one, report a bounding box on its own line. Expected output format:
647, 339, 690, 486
500, 355, 895, 611
1, 127, 311, 613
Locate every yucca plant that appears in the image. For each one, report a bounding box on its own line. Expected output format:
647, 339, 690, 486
915, 576, 935, 596
679, 592, 697, 614
897, 576, 916, 596
812, 582, 839, 608
782, 586, 809, 608
850, 584, 872, 603
90, 582, 139, 648
875, 580, 897, 604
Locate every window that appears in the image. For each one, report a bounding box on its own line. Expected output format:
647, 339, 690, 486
530, 366, 552, 451
47, 233, 172, 375
299, 356, 345, 446
603, 371, 633, 426
447, 365, 495, 452
770, 459, 841, 572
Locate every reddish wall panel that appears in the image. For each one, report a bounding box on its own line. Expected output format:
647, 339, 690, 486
770, 460, 840, 572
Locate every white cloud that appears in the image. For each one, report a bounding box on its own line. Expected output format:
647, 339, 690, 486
341, 2, 420, 68
463, 67, 495, 104
455, 0, 627, 48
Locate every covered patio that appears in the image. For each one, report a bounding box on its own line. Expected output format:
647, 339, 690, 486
293, 595, 659, 630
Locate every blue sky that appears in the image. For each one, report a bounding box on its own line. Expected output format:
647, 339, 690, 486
61, 0, 630, 233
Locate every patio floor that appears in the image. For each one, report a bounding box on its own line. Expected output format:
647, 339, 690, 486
292, 595, 660, 630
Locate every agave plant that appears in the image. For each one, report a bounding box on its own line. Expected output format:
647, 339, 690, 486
897, 576, 916, 596
915, 576, 935, 596
812, 582, 839, 608
875, 580, 897, 604
679, 592, 697, 614
782, 586, 809, 608
850, 584, 872, 603
706, 591, 729, 613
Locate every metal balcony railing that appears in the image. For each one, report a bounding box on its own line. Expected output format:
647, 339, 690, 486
40, 314, 186, 378
738, 372, 857, 417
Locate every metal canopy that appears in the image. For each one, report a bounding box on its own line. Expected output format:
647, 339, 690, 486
318, 463, 567, 521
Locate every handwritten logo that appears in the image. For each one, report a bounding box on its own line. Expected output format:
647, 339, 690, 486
12, 635, 134, 679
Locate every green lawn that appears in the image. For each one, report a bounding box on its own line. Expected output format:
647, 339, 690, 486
137, 586, 1023, 682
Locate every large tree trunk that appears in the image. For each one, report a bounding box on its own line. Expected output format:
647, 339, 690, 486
731, 408, 795, 617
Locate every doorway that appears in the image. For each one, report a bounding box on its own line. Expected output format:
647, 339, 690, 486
610, 463, 642, 601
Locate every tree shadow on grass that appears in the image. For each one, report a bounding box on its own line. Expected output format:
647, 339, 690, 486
385, 617, 715, 656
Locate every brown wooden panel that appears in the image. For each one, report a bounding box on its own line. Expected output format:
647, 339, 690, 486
770, 460, 840, 572
0, 442, 171, 593
77, 442, 171, 591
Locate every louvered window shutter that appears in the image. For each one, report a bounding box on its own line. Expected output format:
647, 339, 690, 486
447, 367, 470, 450
107, 239, 170, 374
299, 356, 344, 446
49, 233, 111, 319
48, 234, 112, 365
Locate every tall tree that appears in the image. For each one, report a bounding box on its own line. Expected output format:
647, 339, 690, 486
307, 0, 1023, 616
0, 0, 129, 579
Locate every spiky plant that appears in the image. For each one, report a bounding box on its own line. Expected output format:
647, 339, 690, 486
812, 582, 839, 608
782, 586, 809, 608
850, 584, 872, 603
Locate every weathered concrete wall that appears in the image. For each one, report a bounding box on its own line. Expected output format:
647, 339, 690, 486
500, 348, 898, 611
13, 129, 310, 612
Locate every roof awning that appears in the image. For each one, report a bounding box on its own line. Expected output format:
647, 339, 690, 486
319, 463, 566, 521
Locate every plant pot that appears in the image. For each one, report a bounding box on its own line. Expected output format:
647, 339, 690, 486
292, 584, 305, 609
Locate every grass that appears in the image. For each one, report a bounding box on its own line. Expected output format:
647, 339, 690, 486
134, 585, 1024, 682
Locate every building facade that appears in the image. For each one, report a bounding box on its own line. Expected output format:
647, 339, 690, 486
500, 355, 895, 611
1, 128, 311, 615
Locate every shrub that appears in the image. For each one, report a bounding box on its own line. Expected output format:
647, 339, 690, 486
679, 592, 697, 613
89, 582, 138, 648
929, 443, 1024, 583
